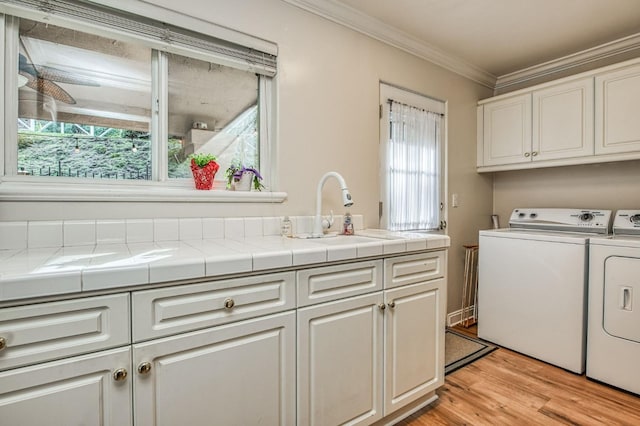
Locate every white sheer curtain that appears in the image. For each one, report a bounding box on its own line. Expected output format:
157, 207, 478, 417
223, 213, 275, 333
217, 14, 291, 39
387, 100, 441, 231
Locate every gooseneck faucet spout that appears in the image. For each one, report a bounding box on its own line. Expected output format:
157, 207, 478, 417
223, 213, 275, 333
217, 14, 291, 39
312, 171, 354, 237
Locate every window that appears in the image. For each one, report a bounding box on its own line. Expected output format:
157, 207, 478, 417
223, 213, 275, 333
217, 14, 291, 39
379, 83, 446, 231
1, 0, 279, 200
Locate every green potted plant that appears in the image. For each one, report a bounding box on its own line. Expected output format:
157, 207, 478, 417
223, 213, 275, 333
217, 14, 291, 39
225, 164, 264, 191
189, 153, 219, 190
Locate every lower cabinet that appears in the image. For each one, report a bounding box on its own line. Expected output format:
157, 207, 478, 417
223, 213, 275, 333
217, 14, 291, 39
133, 311, 296, 426
0, 347, 132, 425
0, 251, 445, 425
298, 272, 446, 426
384, 279, 445, 414
297, 292, 385, 426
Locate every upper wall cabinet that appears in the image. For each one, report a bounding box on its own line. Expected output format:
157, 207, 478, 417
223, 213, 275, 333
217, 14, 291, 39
477, 58, 640, 173
532, 78, 594, 162
478, 78, 594, 170
595, 63, 640, 155
480, 93, 532, 167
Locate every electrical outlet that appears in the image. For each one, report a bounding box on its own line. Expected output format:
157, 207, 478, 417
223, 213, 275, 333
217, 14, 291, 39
452, 193, 459, 208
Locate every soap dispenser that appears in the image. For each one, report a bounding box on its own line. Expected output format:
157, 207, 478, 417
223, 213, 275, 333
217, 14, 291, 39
342, 212, 354, 235
281, 216, 292, 237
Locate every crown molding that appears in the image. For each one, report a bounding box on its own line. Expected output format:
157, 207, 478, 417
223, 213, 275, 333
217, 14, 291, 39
495, 33, 640, 91
283, 0, 497, 88
284, 0, 640, 92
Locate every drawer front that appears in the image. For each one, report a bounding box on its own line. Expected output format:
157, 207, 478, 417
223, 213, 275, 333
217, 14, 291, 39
0, 293, 130, 371
297, 260, 383, 307
132, 272, 295, 342
384, 251, 446, 289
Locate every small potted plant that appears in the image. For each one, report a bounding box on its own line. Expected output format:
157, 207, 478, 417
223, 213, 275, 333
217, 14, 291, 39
189, 153, 219, 190
225, 164, 265, 191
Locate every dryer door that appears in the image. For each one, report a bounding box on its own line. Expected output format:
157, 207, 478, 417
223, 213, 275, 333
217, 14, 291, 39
603, 256, 640, 342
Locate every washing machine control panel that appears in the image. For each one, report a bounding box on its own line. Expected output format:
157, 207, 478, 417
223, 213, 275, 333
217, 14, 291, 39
613, 210, 640, 234
509, 208, 611, 233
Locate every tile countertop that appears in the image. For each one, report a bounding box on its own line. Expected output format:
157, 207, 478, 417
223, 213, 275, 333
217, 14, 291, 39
0, 230, 450, 303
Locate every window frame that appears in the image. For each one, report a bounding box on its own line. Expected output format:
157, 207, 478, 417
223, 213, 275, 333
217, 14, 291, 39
0, 1, 285, 203
379, 82, 448, 232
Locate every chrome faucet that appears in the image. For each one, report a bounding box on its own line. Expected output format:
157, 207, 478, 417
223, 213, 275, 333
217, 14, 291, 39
312, 171, 354, 237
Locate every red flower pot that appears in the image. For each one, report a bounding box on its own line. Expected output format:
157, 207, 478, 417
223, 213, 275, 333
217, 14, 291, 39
190, 159, 219, 190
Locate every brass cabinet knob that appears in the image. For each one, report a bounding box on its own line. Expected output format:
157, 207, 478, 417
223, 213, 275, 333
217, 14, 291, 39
388, 301, 396, 308
224, 298, 235, 309
137, 362, 152, 375
378, 303, 386, 311
532, 151, 538, 156
113, 368, 128, 382
0, 336, 6, 351
524, 152, 531, 157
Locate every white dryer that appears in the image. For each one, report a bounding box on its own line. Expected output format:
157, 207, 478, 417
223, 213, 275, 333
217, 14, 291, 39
588, 210, 640, 395
478, 208, 611, 374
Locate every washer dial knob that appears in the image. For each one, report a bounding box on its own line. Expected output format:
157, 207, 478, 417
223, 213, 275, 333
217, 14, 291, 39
580, 213, 594, 222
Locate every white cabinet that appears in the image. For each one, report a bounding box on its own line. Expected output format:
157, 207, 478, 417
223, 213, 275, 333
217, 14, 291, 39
0, 347, 132, 425
478, 77, 593, 168
479, 93, 531, 166
133, 312, 296, 426
0, 293, 130, 370
595, 63, 640, 154
532, 77, 594, 161
297, 292, 385, 426
298, 253, 446, 425
383, 279, 445, 414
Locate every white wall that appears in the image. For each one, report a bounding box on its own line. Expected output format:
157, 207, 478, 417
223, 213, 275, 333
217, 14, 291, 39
0, 0, 494, 314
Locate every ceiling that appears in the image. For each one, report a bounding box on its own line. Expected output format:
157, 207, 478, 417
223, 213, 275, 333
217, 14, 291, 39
288, 0, 640, 88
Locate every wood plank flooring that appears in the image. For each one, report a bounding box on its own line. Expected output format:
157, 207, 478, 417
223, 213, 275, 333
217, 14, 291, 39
396, 326, 640, 425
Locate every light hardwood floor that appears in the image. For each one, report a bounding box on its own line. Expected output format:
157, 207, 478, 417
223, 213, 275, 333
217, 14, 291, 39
397, 326, 640, 425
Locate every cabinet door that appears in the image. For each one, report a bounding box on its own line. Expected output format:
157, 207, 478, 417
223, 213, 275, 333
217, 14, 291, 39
133, 311, 295, 426
384, 279, 445, 415
533, 77, 594, 161
0, 347, 132, 425
298, 292, 384, 426
481, 93, 532, 166
595, 63, 640, 154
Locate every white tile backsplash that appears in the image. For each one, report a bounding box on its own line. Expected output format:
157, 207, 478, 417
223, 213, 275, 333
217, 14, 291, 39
0, 222, 28, 250
202, 218, 224, 239
96, 220, 126, 244
28, 221, 63, 248
179, 218, 203, 240
4, 214, 368, 249
224, 218, 245, 239
244, 217, 263, 238
63, 220, 96, 246
154, 219, 179, 241
263, 217, 281, 236
126, 219, 154, 243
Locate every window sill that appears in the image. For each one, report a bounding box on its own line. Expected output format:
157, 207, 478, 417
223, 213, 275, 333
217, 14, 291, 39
0, 179, 287, 203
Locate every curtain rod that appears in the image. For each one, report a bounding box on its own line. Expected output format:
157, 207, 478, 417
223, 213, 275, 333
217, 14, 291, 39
387, 99, 445, 117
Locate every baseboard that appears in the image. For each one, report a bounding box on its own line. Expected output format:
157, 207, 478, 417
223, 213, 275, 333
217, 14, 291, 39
372, 391, 439, 426
447, 305, 476, 327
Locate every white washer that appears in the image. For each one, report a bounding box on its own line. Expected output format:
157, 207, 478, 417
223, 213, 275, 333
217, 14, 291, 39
587, 210, 640, 395
478, 208, 611, 374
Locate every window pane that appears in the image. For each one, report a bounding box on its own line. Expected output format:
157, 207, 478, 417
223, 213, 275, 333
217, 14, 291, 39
167, 53, 259, 183
387, 101, 441, 231
17, 19, 152, 179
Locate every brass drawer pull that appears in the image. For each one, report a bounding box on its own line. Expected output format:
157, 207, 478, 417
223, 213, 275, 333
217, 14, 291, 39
0, 336, 6, 351
113, 368, 128, 382
224, 298, 235, 309
137, 362, 152, 375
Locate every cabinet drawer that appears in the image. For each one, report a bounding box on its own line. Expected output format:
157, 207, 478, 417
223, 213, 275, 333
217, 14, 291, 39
297, 260, 382, 307
384, 251, 445, 289
0, 293, 130, 371
132, 272, 295, 342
